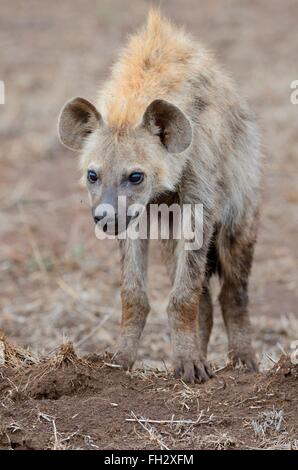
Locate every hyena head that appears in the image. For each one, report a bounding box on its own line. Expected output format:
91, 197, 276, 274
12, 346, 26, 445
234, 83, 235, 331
58, 97, 192, 234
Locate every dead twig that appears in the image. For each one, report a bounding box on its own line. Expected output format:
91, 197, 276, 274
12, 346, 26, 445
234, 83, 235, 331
126, 410, 214, 426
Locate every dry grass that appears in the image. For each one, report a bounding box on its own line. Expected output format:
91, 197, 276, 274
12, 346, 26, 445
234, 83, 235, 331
0, 331, 38, 368
130, 411, 170, 450
128, 409, 214, 449
196, 431, 238, 450
250, 408, 284, 438
262, 437, 298, 450
46, 341, 89, 370
169, 381, 205, 411
0, 340, 92, 399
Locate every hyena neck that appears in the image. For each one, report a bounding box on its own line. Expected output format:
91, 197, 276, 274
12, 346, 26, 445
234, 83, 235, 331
149, 190, 180, 207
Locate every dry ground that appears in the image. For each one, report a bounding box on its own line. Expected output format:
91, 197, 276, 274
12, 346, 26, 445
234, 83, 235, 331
0, 339, 297, 450
0, 0, 297, 450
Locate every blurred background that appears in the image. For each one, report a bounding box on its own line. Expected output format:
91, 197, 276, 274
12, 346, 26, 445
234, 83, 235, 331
0, 0, 297, 370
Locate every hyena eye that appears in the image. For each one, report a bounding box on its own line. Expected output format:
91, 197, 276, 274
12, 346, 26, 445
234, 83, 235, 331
87, 170, 98, 183
128, 171, 144, 185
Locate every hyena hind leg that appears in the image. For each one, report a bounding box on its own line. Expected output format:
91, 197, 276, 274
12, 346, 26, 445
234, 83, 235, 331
218, 226, 258, 372
198, 229, 219, 360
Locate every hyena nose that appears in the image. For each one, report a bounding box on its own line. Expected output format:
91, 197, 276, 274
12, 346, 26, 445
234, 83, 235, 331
94, 212, 107, 224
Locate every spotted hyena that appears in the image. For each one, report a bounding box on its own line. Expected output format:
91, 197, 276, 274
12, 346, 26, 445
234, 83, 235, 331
58, 10, 262, 383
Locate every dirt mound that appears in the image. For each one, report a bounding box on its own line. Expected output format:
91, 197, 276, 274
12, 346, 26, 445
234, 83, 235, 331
0, 338, 297, 450
260, 355, 298, 395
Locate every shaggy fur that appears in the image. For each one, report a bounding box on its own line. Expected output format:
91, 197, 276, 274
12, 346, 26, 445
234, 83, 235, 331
58, 9, 262, 383
98, 9, 196, 129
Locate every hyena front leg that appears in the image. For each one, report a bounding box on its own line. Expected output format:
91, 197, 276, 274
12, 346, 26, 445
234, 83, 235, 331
114, 238, 150, 369
198, 284, 213, 359
160, 238, 177, 284
161, 239, 213, 362
218, 223, 258, 372
166, 242, 214, 383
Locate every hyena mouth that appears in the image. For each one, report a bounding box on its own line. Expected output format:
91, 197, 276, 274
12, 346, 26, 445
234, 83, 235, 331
98, 215, 136, 236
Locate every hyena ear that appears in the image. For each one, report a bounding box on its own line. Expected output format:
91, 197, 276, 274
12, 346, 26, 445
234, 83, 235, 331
141, 99, 192, 154
58, 97, 102, 151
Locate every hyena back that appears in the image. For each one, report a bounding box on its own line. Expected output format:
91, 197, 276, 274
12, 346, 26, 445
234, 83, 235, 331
58, 10, 261, 383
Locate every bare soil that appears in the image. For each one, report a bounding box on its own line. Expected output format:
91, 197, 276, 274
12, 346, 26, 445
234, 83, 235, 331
0, 340, 297, 450
0, 0, 298, 450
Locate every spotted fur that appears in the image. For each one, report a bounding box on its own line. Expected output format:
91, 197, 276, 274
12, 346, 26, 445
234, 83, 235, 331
58, 9, 263, 383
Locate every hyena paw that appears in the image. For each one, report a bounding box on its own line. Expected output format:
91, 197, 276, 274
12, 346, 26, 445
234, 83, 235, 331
228, 348, 258, 372
112, 345, 137, 370
173, 353, 214, 384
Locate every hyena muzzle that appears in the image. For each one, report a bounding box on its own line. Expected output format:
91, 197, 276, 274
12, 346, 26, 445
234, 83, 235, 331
58, 10, 261, 383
